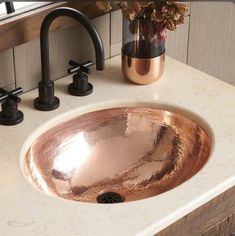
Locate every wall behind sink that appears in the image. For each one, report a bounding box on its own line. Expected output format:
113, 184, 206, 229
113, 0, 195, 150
0, 2, 234, 92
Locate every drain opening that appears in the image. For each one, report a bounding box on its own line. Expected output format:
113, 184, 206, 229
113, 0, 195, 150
97, 191, 125, 204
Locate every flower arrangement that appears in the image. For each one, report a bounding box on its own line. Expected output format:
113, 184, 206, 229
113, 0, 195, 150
96, 1, 188, 41
97, 2, 189, 84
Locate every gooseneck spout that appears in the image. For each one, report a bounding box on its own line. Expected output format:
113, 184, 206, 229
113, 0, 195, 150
34, 7, 104, 111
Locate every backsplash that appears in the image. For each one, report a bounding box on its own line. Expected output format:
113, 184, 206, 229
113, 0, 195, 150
0, 1, 234, 92
0, 49, 15, 90
0, 13, 110, 93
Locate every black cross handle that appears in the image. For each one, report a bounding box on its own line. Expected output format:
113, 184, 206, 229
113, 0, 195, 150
0, 87, 23, 103
0, 87, 24, 126
68, 60, 92, 75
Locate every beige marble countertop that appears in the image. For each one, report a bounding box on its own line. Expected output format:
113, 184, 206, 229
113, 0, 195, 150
0, 55, 235, 236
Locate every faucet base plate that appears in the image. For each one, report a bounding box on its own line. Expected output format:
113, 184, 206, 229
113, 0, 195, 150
34, 97, 60, 111
68, 83, 93, 96
0, 110, 24, 126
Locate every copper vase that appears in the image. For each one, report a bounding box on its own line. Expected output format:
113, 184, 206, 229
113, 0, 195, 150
122, 18, 165, 85
122, 51, 165, 85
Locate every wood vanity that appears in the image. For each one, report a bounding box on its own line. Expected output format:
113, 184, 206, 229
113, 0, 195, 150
158, 186, 235, 235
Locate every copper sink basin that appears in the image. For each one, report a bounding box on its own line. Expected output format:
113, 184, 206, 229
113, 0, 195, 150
23, 107, 212, 203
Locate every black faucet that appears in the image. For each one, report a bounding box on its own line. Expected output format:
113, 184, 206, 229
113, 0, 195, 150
34, 7, 104, 111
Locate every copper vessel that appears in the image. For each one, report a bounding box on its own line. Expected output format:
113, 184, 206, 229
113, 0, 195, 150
122, 52, 165, 85
23, 107, 212, 203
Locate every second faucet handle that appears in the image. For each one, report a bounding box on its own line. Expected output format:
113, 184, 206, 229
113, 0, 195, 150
0, 87, 24, 126
67, 60, 93, 96
68, 60, 92, 75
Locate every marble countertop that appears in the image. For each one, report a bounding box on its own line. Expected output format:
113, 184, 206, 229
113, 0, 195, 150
1, 55, 235, 236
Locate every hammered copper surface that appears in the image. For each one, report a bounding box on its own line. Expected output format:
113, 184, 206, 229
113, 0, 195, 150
24, 107, 212, 203
121, 52, 165, 85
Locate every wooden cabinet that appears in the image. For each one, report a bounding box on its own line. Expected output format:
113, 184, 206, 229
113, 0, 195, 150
201, 213, 235, 236
157, 186, 235, 236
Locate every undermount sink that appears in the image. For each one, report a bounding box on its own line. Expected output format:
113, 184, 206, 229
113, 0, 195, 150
22, 107, 212, 203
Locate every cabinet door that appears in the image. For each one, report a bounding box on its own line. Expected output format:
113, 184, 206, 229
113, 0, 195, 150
201, 213, 235, 236
188, 2, 235, 86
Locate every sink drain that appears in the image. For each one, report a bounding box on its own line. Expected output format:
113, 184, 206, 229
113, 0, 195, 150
97, 191, 125, 204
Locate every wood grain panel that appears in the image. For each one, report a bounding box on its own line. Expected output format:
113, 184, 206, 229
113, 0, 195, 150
201, 222, 221, 236
201, 213, 235, 236
157, 185, 235, 236
219, 215, 233, 236
188, 2, 235, 85
0, 49, 15, 90
231, 213, 235, 233
165, 2, 190, 63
